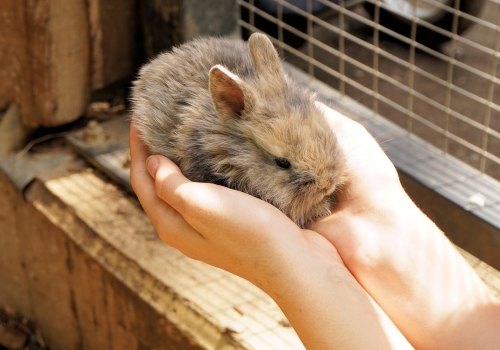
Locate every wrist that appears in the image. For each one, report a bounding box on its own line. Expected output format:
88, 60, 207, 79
321, 185, 499, 348
261, 230, 412, 349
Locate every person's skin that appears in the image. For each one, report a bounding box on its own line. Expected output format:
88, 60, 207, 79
310, 104, 500, 349
130, 102, 500, 349
130, 114, 412, 349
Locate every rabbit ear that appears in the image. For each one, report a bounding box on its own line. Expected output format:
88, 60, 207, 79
248, 33, 285, 86
209, 65, 255, 121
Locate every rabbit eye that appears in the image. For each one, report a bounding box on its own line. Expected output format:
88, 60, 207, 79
275, 157, 291, 169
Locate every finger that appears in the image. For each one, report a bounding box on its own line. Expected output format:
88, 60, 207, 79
129, 118, 149, 165
316, 102, 379, 151
129, 121, 168, 220
316, 103, 398, 189
129, 118, 152, 194
129, 120, 205, 251
148, 155, 298, 241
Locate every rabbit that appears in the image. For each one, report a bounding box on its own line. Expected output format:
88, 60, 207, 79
131, 33, 346, 228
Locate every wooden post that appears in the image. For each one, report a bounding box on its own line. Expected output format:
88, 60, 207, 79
88, 0, 139, 90
139, 0, 238, 59
0, 0, 91, 128
0, 0, 138, 128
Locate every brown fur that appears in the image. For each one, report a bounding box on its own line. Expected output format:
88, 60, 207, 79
131, 33, 346, 228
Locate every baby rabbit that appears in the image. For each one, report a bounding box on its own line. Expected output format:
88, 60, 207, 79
132, 33, 346, 228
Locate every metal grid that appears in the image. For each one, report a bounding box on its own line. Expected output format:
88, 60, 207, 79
238, 0, 500, 181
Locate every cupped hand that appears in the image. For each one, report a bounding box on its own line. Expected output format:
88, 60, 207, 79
312, 103, 499, 349
312, 102, 414, 274
129, 119, 344, 293
129, 117, 412, 350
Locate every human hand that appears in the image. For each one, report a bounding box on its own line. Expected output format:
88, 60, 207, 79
312, 103, 500, 349
129, 118, 345, 291
129, 119, 412, 349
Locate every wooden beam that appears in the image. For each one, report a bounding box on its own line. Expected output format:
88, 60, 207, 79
0, 0, 138, 127
1, 145, 499, 349
0, 103, 34, 157
139, 0, 238, 59
88, 0, 138, 90
0, 0, 90, 128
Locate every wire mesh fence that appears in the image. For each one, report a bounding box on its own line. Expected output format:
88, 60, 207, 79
238, 0, 500, 181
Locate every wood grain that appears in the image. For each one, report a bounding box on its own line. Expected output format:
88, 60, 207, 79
0, 0, 90, 127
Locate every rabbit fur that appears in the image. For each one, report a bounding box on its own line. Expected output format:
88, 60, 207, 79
132, 33, 346, 228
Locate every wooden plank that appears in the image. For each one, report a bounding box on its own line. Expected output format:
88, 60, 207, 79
1, 145, 499, 349
23, 179, 211, 350
39, 169, 304, 350
88, 0, 138, 90
0, 0, 90, 127
0, 1, 31, 118
139, 0, 183, 58
139, 0, 238, 59
27, 174, 246, 349
0, 103, 33, 157
0, 149, 218, 349
21, 188, 83, 349
0, 170, 32, 319
37, 0, 90, 126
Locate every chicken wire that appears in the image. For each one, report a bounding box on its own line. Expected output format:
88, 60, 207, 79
238, 0, 500, 181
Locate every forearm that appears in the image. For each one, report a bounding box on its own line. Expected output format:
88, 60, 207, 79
388, 204, 500, 349
332, 192, 500, 349
263, 232, 413, 350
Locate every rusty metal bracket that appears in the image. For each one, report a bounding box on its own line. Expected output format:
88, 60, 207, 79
65, 116, 132, 194
0, 152, 76, 195
0, 115, 132, 197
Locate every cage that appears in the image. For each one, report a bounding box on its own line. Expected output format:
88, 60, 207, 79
237, 0, 500, 266
1, 2, 500, 349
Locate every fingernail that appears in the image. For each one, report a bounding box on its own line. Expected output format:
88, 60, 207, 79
146, 156, 159, 177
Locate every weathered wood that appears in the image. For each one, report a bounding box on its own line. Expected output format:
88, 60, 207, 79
0, 146, 304, 349
0, 167, 32, 319
0, 103, 34, 157
37, 169, 303, 349
139, 0, 238, 58
88, 0, 138, 90
139, 0, 183, 58
26, 181, 209, 350
0, 0, 90, 128
0, 1, 29, 115
0, 141, 498, 349
0, 152, 221, 349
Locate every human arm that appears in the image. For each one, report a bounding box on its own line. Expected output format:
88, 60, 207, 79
129, 121, 412, 350
312, 103, 500, 349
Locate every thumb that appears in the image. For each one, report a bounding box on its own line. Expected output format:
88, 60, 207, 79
146, 155, 296, 238
146, 155, 194, 213
146, 155, 160, 178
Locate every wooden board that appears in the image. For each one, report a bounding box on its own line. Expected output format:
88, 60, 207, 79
1, 143, 499, 349
139, 0, 238, 59
0, 0, 90, 128
0, 0, 138, 128
0, 144, 304, 349
88, 0, 138, 90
